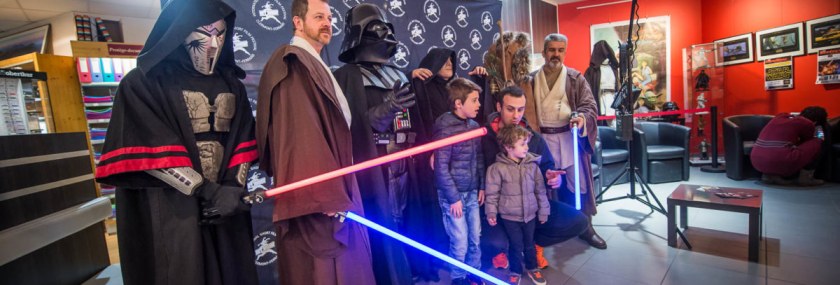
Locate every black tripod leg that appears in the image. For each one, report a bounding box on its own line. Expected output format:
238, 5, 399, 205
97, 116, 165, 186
596, 165, 630, 201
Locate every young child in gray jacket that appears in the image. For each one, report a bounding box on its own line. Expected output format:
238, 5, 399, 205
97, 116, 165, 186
485, 124, 550, 285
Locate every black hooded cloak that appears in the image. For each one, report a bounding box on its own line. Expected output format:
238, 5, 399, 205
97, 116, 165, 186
95, 0, 257, 284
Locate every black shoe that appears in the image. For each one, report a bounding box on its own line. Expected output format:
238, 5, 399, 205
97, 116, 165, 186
580, 231, 607, 249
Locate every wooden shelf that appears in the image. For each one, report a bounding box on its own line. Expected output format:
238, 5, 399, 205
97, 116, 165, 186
85, 102, 113, 107
81, 82, 120, 87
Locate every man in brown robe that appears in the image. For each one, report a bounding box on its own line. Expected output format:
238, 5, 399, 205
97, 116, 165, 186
528, 33, 606, 250
255, 0, 375, 284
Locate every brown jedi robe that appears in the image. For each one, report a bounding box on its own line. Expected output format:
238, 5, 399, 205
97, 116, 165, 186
255, 45, 375, 285
528, 67, 599, 215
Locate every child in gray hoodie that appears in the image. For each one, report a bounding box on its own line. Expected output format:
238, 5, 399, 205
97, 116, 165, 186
485, 125, 550, 285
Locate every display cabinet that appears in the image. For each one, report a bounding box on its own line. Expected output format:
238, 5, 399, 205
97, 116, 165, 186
682, 43, 725, 165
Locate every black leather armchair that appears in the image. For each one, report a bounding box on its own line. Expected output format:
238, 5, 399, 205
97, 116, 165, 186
597, 126, 634, 185
633, 121, 691, 184
723, 115, 773, 180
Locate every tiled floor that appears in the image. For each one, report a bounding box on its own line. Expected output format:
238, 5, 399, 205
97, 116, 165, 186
420, 167, 840, 285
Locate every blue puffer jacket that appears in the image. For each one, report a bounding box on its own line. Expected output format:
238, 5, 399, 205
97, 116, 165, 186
433, 112, 485, 204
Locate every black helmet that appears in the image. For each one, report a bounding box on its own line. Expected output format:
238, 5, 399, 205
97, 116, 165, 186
662, 101, 679, 111
338, 3, 396, 64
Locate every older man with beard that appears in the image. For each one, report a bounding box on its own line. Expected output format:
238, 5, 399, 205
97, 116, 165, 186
528, 33, 606, 249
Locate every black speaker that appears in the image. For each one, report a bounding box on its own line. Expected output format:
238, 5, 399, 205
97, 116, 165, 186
616, 113, 634, 141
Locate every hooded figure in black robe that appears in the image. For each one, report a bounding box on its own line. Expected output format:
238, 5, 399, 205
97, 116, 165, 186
584, 40, 619, 122
332, 4, 414, 284
95, 0, 257, 284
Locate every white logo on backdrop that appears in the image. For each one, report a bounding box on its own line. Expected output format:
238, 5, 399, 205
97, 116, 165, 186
330, 6, 343, 36
493, 32, 500, 43
252, 0, 286, 31
233, 27, 257, 63
441, 25, 457, 48
393, 42, 410, 68
253, 231, 277, 266
470, 29, 483, 50
482, 11, 494, 31
427, 45, 439, 53
343, 0, 363, 9
388, 0, 407, 17
458, 49, 471, 71
455, 6, 469, 28
408, 20, 426, 45
424, 0, 440, 23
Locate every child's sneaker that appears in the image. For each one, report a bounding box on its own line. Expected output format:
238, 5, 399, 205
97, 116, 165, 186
508, 273, 521, 285
527, 269, 547, 285
492, 252, 509, 269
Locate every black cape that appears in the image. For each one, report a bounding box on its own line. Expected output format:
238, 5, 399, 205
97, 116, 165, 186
96, 0, 257, 284
333, 64, 414, 285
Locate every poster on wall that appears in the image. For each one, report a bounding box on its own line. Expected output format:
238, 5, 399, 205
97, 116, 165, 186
756, 23, 805, 61
816, 48, 840, 84
806, 14, 840, 54
764, 56, 793, 90
714, 33, 753, 66
590, 16, 671, 111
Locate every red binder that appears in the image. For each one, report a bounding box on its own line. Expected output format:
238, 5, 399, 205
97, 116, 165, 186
77, 57, 92, 83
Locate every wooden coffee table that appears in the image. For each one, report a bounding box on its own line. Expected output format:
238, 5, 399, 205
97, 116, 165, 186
667, 184, 763, 262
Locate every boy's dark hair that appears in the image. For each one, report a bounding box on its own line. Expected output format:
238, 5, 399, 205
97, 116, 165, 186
800, 106, 828, 125
292, 0, 328, 19
496, 86, 525, 106
497, 124, 532, 153
446, 77, 482, 110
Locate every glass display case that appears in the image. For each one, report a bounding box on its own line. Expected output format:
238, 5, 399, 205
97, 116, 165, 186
682, 42, 725, 165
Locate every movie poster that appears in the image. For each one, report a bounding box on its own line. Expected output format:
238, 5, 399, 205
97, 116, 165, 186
816, 48, 840, 84
764, 56, 793, 90
591, 16, 671, 111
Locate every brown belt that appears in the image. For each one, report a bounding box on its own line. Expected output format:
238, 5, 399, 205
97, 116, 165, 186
540, 125, 570, 134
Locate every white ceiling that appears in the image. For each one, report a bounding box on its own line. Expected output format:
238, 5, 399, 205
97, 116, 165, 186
0, 0, 161, 33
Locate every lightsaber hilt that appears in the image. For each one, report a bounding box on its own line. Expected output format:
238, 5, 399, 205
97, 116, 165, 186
570, 112, 582, 210
242, 190, 265, 205
337, 211, 507, 285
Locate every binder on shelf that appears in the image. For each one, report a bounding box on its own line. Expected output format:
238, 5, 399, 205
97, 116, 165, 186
89, 57, 103, 82
113, 58, 124, 81
77, 57, 92, 83
101, 58, 115, 82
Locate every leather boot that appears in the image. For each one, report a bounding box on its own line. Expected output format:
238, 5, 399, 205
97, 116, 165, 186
797, 169, 824, 186
579, 215, 607, 249
761, 174, 793, 185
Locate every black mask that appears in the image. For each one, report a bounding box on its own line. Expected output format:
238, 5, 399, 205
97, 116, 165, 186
338, 4, 397, 64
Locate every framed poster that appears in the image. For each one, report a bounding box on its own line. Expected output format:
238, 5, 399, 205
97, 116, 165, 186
806, 14, 840, 54
591, 16, 671, 110
0, 25, 50, 60
756, 23, 805, 61
715, 33, 753, 66
816, 48, 840, 84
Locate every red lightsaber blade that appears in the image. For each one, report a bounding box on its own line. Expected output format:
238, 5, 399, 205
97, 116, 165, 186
244, 128, 487, 204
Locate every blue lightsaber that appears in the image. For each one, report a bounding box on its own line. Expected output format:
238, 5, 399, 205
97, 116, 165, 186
339, 211, 507, 285
572, 114, 581, 210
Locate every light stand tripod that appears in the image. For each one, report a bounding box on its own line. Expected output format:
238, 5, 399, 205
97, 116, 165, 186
593, 0, 691, 249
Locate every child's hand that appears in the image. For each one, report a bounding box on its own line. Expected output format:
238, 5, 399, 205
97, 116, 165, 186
487, 217, 497, 226
539, 218, 547, 224
478, 190, 485, 206
449, 200, 463, 218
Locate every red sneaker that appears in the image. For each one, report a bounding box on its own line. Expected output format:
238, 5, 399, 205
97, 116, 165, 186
508, 274, 521, 285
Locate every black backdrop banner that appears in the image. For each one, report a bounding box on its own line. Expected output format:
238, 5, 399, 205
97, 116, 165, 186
226, 1, 502, 284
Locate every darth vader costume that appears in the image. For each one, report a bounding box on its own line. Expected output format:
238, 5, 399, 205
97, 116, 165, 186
95, 0, 257, 284
332, 4, 415, 284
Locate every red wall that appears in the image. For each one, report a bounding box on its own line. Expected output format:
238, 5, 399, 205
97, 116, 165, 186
702, 0, 840, 116
557, 0, 840, 117
557, 0, 703, 113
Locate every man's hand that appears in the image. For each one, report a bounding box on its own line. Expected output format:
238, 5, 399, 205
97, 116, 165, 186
411, 68, 433, 80
324, 212, 338, 217
570, 113, 586, 130
545, 169, 565, 189
487, 217, 497, 226
449, 200, 463, 218
468, 66, 487, 76
478, 189, 485, 206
